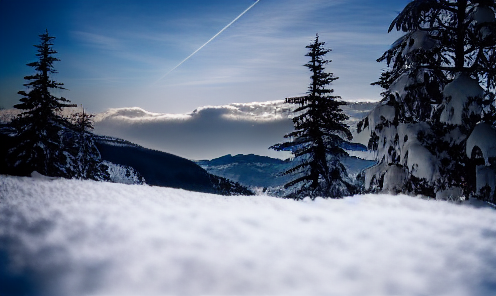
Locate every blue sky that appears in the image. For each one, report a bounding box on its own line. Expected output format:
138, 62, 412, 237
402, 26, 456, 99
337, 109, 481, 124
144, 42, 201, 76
0, 0, 409, 114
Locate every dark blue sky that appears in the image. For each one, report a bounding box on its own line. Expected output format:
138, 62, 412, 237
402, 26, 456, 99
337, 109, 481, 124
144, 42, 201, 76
0, 0, 409, 113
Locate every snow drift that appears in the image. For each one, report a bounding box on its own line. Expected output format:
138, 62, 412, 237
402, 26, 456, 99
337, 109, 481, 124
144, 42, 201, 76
1, 175, 496, 296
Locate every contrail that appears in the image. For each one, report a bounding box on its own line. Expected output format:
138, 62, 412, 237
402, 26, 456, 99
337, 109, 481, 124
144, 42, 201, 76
156, 0, 260, 83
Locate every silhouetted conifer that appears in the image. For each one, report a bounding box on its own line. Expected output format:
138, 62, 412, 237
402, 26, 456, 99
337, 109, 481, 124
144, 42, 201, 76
70, 108, 110, 181
271, 34, 356, 199
7, 30, 78, 177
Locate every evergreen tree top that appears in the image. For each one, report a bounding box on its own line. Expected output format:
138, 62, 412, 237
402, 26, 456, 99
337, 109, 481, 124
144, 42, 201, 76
303, 34, 339, 100
15, 30, 74, 114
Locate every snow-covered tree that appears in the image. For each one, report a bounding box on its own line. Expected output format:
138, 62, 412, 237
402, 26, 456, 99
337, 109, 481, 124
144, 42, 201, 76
7, 30, 78, 177
359, 0, 496, 199
70, 108, 110, 181
271, 34, 356, 199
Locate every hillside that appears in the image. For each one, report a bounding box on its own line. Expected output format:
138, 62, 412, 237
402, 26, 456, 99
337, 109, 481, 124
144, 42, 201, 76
95, 136, 216, 193
1, 175, 495, 296
0, 126, 251, 195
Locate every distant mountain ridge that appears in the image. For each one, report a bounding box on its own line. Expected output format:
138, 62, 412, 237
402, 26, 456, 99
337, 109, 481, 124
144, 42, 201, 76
0, 125, 252, 195
197, 153, 376, 193
94, 136, 253, 195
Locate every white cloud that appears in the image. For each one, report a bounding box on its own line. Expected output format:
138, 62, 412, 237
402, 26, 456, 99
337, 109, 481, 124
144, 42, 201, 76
93, 101, 295, 160
91, 100, 377, 160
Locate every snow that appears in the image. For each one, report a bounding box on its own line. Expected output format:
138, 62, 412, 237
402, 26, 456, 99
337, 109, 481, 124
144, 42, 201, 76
406, 142, 439, 181
382, 164, 407, 192
1, 175, 495, 296
435, 187, 464, 201
104, 161, 145, 185
30, 171, 59, 181
466, 122, 496, 165
471, 6, 496, 38
472, 6, 496, 24
390, 73, 412, 99
405, 30, 439, 53
440, 73, 483, 125
356, 103, 396, 148
476, 165, 496, 196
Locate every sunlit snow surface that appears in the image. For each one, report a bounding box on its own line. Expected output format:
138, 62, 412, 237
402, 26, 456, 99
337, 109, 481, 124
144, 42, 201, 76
1, 175, 496, 296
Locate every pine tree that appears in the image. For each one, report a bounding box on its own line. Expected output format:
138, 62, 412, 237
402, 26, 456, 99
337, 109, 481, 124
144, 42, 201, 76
7, 30, 77, 177
70, 108, 110, 181
360, 0, 496, 198
271, 34, 355, 199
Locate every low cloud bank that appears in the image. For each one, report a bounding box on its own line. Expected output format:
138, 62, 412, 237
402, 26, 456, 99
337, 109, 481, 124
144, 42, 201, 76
93, 101, 295, 160
93, 101, 377, 160
0, 101, 376, 160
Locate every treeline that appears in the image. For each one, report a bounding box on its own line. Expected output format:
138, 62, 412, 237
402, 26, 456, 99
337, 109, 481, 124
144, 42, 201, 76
4, 30, 109, 181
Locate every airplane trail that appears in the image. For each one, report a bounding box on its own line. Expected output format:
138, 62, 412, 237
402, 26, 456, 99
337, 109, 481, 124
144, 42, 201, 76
156, 0, 260, 83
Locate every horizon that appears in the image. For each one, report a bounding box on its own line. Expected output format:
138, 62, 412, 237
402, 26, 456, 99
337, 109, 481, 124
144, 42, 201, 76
1, 0, 408, 114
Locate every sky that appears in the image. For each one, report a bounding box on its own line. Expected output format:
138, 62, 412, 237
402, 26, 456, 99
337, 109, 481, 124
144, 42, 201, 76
0, 0, 409, 114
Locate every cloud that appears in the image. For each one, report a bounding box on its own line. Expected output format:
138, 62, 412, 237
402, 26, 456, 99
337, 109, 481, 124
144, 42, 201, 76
93, 101, 295, 160
92, 100, 376, 160
72, 31, 122, 51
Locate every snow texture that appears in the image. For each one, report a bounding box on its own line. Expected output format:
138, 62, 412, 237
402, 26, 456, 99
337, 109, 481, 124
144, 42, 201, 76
472, 5, 496, 24
466, 123, 496, 165
471, 6, 496, 38
382, 164, 408, 192
405, 142, 439, 181
360, 106, 440, 187
435, 186, 464, 201
404, 30, 439, 54
476, 165, 496, 196
440, 73, 483, 125
1, 175, 496, 296
103, 161, 145, 185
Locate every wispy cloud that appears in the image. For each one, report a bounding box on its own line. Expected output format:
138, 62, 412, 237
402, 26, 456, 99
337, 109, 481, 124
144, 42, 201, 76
73, 31, 122, 51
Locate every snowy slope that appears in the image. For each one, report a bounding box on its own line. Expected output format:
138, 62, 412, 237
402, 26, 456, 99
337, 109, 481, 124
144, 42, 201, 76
1, 175, 495, 296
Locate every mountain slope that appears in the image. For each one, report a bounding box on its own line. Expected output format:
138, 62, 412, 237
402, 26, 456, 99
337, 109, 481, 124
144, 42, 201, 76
95, 136, 216, 193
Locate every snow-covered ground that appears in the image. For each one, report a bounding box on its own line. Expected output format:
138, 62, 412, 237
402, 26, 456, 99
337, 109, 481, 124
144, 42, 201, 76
1, 175, 496, 296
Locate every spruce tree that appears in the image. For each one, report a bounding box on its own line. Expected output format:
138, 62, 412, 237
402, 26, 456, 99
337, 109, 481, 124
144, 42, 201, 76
7, 30, 77, 177
359, 0, 496, 198
271, 34, 355, 199
70, 108, 110, 181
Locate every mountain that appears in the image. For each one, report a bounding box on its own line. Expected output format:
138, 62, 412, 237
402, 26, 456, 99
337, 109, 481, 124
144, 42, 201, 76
94, 136, 253, 195
95, 136, 214, 192
196, 153, 376, 194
